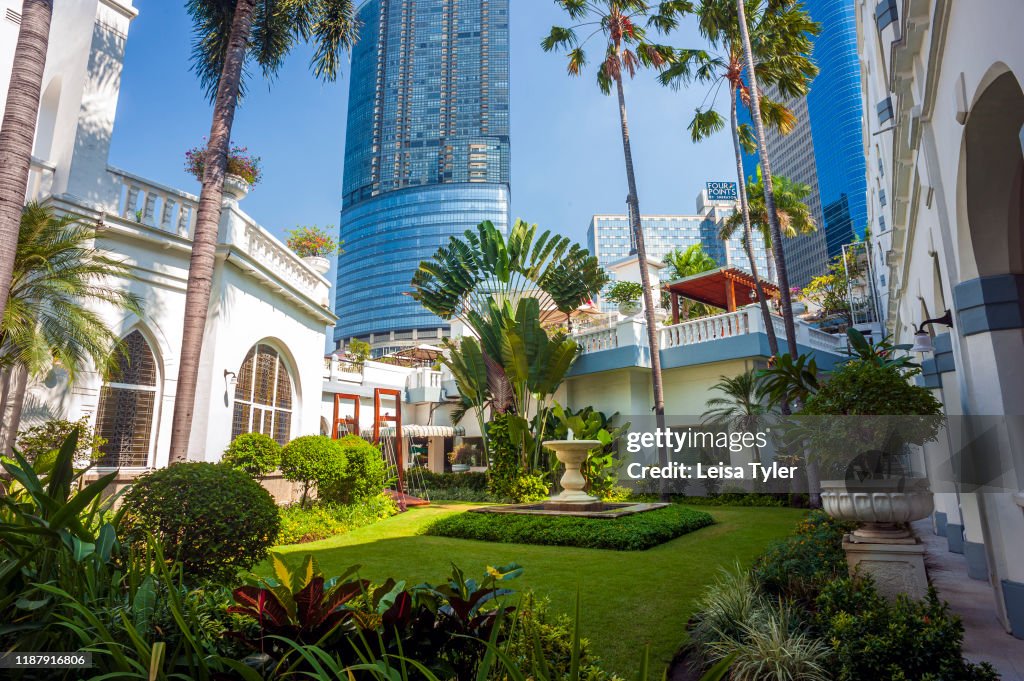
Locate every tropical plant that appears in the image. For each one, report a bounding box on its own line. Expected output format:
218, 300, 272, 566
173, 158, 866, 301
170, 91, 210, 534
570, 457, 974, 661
659, 0, 817, 355
120, 462, 281, 581
605, 280, 644, 305
171, 0, 359, 463
800, 251, 864, 326
663, 243, 721, 319
14, 416, 106, 465
701, 370, 771, 463
280, 435, 347, 506
0, 0, 54, 333
549, 403, 630, 498
723, 167, 817, 284
841, 326, 918, 370
286, 224, 345, 258
735, 0, 809, 360
347, 337, 371, 364
542, 1, 691, 494
0, 203, 143, 452
184, 141, 262, 185
757, 351, 820, 409
222, 431, 282, 480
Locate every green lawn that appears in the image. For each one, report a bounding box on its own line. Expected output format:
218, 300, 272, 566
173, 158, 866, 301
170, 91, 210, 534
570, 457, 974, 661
266, 503, 806, 676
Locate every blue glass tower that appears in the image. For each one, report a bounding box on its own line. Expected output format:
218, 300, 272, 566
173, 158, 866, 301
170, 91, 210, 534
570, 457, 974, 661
740, 0, 867, 286
335, 0, 511, 350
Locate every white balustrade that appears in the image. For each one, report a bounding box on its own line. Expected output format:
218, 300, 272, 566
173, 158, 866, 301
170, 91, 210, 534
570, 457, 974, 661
659, 309, 750, 349
574, 326, 619, 353
109, 166, 198, 238
241, 220, 322, 300
26, 157, 55, 201
408, 368, 442, 390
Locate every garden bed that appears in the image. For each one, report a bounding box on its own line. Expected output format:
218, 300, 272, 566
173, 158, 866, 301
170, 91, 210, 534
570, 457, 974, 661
424, 504, 714, 550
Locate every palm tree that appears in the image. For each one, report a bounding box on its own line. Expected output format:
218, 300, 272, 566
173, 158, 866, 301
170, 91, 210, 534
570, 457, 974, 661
542, 0, 690, 484
0, 0, 54, 334
701, 369, 770, 463
735, 0, 805, 359
659, 0, 817, 358
0, 203, 143, 453
663, 243, 718, 318
170, 0, 358, 463
722, 167, 817, 282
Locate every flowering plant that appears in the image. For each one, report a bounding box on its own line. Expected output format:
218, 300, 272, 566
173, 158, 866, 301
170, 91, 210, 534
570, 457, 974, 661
286, 225, 344, 258
184, 141, 263, 185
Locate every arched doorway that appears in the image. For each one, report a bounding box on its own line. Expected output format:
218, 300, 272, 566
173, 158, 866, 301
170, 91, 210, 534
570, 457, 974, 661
230, 343, 294, 445
95, 329, 160, 468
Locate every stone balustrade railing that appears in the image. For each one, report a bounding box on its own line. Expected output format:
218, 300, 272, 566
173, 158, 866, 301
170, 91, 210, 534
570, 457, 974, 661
26, 157, 55, 201
239, 220, 323, 299
109, 166, 198, 238
575, 326, 620, 353
407, 367, 442, 390
660, 309, 750, 349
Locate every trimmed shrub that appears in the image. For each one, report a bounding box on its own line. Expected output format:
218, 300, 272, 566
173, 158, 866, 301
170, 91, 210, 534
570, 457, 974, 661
221, 432, 281, 480
752, 510, 855, 599
277, 493, 398, 545
319, 435, 387, 504
120, 463, 280, 580
815, 577, 999, 681
280, 435, 346, 505
419, 470, 489, 491
679, 493, 786, 507
425, 505, 713, 550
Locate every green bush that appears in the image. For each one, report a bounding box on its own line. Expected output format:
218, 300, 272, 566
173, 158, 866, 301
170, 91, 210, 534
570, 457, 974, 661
752, 510, 855, 599
419, 470, 489, 491
277, 493, 398, 545
280, 435, 346, 505
679, 492, 786, 507
319, 434, 386, 504
15, 417, 106, 464
221, 432, 281, 480
510, 472, 550, 502
425, 505, 713, 551
815, 577, 998, 681
423, 486, 494, 502
121, 463, 280, 581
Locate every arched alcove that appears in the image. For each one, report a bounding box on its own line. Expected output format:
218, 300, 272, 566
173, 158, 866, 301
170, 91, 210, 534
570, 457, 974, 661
32, 77, 61, 161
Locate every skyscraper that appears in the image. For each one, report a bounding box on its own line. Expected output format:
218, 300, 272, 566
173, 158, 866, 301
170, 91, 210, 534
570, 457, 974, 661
740, 0, 867, 287
335, 0, 511, 353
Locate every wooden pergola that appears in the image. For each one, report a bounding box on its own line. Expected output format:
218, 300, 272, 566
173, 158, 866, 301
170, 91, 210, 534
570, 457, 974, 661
664, 267, 779, 324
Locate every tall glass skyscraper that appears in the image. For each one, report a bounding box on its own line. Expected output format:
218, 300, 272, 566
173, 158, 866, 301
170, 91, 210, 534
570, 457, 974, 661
335, 0, 511, 351
740, 0, 867, 287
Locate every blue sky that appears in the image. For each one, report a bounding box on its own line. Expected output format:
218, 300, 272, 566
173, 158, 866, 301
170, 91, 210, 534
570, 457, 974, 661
109, 1, 736, 255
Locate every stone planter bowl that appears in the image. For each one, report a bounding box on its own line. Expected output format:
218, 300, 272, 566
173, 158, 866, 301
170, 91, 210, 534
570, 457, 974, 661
617, 301, 641, 317
222, 173, 251, 201
303, 255, 331, 275
821, 477, 934, 540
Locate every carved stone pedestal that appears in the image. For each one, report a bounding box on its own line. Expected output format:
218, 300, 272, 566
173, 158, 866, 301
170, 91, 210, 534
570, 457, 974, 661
842, 534, 929, 601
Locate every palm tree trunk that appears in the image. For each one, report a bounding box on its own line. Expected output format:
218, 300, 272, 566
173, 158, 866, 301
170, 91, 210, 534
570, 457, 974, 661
735, 0, 798, 360
0, 365, 28, 454
764, 244, 777, 283
168, 0, 257, 463
0, 0, 52, 328
730, 83, 778, 357
614, 75, 670, 494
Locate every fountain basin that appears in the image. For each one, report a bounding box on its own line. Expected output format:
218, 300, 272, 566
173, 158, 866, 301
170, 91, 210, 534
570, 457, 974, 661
544, 439, 603, 504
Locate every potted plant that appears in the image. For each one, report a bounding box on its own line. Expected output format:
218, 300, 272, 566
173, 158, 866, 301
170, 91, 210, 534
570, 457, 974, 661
286, 225, 345, 275
606, 281, 644, 317
448, 443, 474, 473
184, 141, 262, 200
790, 286, 807, 315
802, 329, 944, 541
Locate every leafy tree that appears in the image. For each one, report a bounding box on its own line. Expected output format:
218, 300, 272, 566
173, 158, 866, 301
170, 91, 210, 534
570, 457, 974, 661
800, 251, 864, 327
171, 0, 358, 463
659, 0, 818, 355
542, 1, 691, 491
0, 204, 142, 452
0, 0, 54, 333
663, 243, 720, 319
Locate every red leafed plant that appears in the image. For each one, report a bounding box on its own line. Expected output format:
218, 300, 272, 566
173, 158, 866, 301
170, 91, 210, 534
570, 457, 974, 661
184, 141, 262, 185
285, 225, 345, 258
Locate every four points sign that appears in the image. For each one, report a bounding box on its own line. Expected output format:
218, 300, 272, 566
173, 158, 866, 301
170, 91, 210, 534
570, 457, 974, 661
706, 181, 738, 201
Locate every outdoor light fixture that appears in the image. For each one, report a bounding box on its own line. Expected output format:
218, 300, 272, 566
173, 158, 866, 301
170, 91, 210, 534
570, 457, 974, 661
911, 309, 953, 353
224, 369, 237, 388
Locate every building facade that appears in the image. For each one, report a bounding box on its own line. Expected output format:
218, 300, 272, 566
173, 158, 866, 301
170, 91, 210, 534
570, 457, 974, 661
587, 187, 771, 291
856, 0, 1024, 639
740, 0, 868, 287
335, 0, 511, 354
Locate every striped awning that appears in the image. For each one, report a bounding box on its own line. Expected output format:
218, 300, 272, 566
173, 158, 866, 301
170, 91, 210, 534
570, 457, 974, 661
359, 425, 466, 438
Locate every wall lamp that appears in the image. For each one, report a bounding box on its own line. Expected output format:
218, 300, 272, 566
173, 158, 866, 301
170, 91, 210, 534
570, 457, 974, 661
224, 369, 237, 388
910, 309, 953, 353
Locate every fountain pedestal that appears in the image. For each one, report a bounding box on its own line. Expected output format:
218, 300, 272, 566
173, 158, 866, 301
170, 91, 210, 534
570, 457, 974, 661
544, 440, 603, 504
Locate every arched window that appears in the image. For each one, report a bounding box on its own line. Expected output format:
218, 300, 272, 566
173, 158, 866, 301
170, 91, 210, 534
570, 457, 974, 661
231, 343, 293, 445
95, 330, 159, 467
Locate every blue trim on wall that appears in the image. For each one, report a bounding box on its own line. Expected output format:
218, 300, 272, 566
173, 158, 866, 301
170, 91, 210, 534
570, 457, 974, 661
934, 511, 948, 537
1002, 580, 1024, 639
964, 541, 989, 580
947, 524, 965, 554
953, 274, 1024, 335
568, 344, 650, 376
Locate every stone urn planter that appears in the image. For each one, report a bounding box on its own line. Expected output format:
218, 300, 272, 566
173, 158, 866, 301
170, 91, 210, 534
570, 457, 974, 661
544, 439, 603, 503
222, 173, 250, 201
303, 256, 331, 275
451, 464, 470, 473
617, 301, 641, 318
821, 477, 934, 541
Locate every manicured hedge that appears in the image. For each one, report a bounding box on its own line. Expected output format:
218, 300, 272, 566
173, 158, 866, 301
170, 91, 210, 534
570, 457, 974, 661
424, 505, 714, 551
418, 470, 489, 491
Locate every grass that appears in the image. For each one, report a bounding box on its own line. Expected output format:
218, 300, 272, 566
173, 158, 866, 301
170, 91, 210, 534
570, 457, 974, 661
263, 503, 807, 676
425, 505, 714, 550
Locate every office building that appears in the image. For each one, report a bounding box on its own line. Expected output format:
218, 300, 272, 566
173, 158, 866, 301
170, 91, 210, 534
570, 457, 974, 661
335, 0, 511, 353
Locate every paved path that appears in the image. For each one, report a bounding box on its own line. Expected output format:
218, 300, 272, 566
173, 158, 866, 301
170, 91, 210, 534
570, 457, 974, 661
914, 519, 1024, 680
